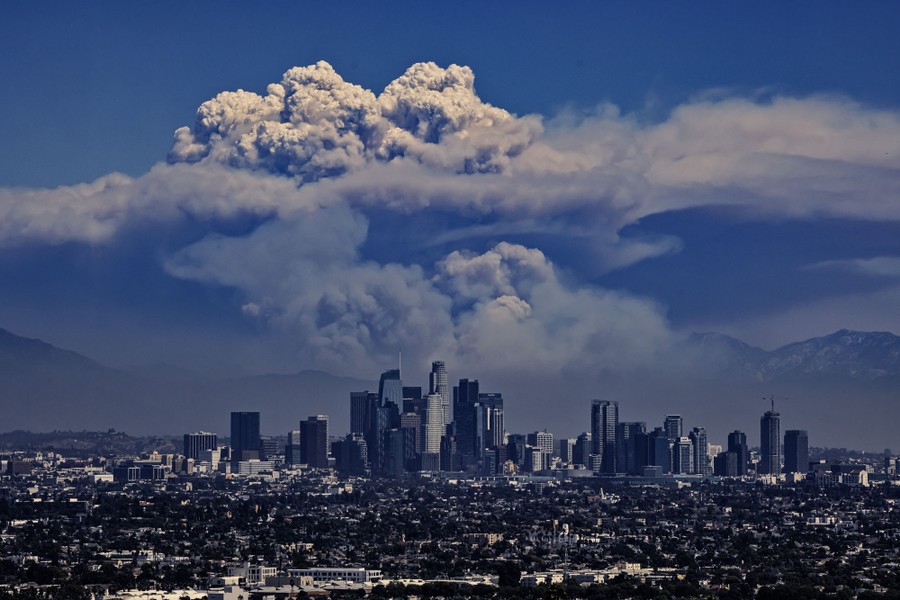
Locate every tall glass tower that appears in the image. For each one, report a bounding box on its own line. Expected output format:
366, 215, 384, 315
429, 361, 450, 426
784, 429, 809, 473
759, 406, 781, 475
230, 411, 260, 461
591, 400, 618, 474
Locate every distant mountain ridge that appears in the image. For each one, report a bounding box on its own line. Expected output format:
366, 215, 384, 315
0, 327, 374, 435
0, 326, 897, 436
689, 329, 900, 382
0, 327, 105, 372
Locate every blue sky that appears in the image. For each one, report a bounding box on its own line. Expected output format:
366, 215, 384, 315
4, 2, 900, 187
1, 2, 899, 443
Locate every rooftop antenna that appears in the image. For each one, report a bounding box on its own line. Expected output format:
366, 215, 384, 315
399, 349, 402, 377
763, 395, 787, 413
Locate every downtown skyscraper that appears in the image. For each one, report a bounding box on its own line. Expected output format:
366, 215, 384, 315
429, 361, 451, 426
230, 411, 260, 462
299, 415, 329, 469
591, 400, 618, 474
759, 404, 781, 476
784, 429, 809, 474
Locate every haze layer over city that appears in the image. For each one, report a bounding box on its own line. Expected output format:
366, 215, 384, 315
1, 2, 899, 450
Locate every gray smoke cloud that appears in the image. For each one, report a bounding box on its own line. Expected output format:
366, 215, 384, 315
168, 61, 540, 180
2, 61, 900, 392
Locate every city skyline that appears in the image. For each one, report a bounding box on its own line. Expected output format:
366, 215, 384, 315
1, 4, 899, 450
203, 364, 829, 478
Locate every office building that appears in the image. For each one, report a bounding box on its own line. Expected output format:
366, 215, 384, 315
258, 436, 281, 461
402, 386, 422, 402
573, 432, 592, 468
664, 415, 683, 442
527, 431, 553, 468
727, 430, 749, 476
379, 369, 403, 407
784, 430, 809, 474
559, 438, 576, 464
617, 422, 646, 475
399, 421, 420, 472
673, 437, 694, 474
230, 412, 260, 462
423, 393, 444, 455
647, 427, 671, 472
524, 446, 545, 472
759, 407, 781, 475
476, 393, 504, 455
333, 434, 367, 476
183, 432, 217, 461
453, 378, 480, 466
422, 394, 442, 470
507, 433, 527, 468
399, 412, 423, 454
350, 391, 376, 436
300, 415, 329, 469
429, 361, 451, 425
714, 451, 740, 477
591, 400, 618, 473
286, 430, 303, 466
689, 427, 710, 476
366, 370, 402, 473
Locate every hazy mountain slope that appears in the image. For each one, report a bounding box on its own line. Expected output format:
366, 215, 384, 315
0, 327, 895, 447
0, 327, 373, 435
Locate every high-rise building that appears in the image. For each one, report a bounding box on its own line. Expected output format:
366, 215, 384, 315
429, 361, 450, 425
367, 370, 402, 473
258, 436, 281, 461
230, 412, 260, 461
727, 430, 749, 476
673, 437, 694, 474
507, 433, 527, 468
400, 412, 423, 455
379, 369, 403, 407
617, 422, 646, 475
286, 430, 303, 466
383, 428, 406, 476
573, 432, 592, 468
402, 386, 422, 401
646, 427, 670, 472
664, 415, 683, 442
350, 391, 377, 436
524, 446, 545, 472
591, 400, 618, 473
759, 407, 781, 475
784, 430, 809, 474
527, 431, 554, 467
300, 415, 329, 469
183, 432, 217, 460
423, 393, 443, 469
453, 378, 479, 466
559, 438, 576, 464
333, 434, 367, 476
689, 427, 710, 476
399, 420, 420, 472
714, 451, 740, 477
476, 393, 504, 455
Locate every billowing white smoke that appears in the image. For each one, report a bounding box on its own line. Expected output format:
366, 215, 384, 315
165, 222, 672, 375
2, 60, 900, 386
169, 61, 540, 179
377, 62, 541, 173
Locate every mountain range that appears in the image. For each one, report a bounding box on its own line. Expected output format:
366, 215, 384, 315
0, 327, 897, 444
688, 329, 900, 383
